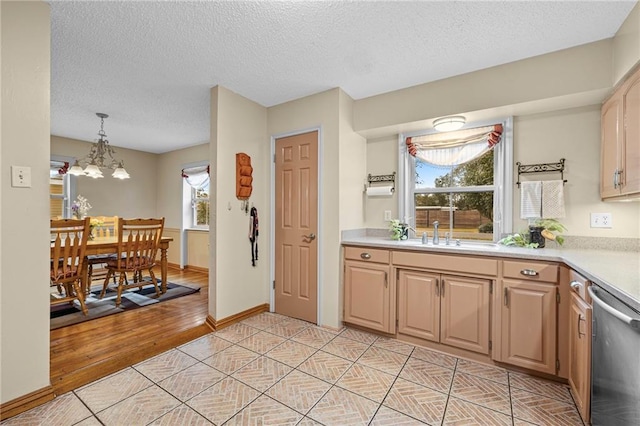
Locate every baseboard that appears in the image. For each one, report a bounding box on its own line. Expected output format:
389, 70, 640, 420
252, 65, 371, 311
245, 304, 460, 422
167, 263, 209, 273
206, 304, 270, 331
50, 324, 211, 396
185, 265, 208, 273
0, 385, 55, 421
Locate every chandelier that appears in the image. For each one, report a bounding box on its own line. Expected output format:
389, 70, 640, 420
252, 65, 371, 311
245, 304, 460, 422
68, 113, 130, 179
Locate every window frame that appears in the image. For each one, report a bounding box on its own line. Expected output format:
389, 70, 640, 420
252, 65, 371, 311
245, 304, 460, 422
50, 156, 76, 219
398, 117, 513, 242
191, 183, 210, 229
182, 160, 210, 231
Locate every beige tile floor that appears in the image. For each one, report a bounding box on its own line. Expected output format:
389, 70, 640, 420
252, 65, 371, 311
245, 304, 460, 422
2, 313, 585, 426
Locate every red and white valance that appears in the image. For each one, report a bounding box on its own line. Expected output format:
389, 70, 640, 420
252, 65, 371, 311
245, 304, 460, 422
182, 165, 210, 189
406, 124, 503, 167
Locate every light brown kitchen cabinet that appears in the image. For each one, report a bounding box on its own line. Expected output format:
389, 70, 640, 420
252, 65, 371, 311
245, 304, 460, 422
397, 270, 440, 341
398, 269, 491, 355
601, 65, 640, 200
499, 279, 557, 374
343, 247, 394, 333
568, 272, 592, 424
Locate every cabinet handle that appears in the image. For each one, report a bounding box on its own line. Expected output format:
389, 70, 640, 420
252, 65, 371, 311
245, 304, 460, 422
520, 269, 539, 277
384, 271, 388, 288
435, 279, 440, 297
614, 169, 618, 189
360, 252, 371, 260
504, 287, 509, 306
441, 279, 445, 297
578, 314, 586, 338
570, 281, 583, 293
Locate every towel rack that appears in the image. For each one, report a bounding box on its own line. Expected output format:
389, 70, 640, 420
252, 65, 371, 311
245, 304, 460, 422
366, 172, 396, 192
516, 158, 567, 188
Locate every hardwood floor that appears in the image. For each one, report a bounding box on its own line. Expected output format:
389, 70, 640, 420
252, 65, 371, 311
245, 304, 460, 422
50, 267, 210, 395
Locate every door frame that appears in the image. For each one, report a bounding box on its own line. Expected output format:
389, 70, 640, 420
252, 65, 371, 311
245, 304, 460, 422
270, 126, 323, 325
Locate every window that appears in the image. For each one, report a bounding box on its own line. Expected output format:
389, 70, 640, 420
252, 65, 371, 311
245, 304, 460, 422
399, 119, 513, 242
182, 163, 210, 229
192, 182, 210, 227
50, 159, 72, 218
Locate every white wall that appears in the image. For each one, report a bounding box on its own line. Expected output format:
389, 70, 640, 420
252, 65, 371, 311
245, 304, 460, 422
267, 89, 343, 328
51, 135, 158, 219
211, 86, 269, 320
0, 1, 51, 404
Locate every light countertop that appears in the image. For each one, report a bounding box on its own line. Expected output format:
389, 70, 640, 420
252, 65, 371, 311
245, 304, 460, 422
342, 236, 640, 312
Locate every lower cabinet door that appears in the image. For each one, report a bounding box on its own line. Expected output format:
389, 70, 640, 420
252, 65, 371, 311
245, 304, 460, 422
500, 279, 557, 374
397, 269, 440, 342
441, 275, 491, 354
344, 260, 393, 333
568, 292, 592, 423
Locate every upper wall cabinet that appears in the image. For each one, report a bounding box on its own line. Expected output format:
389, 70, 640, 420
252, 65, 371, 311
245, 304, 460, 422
601, 66, 640, 200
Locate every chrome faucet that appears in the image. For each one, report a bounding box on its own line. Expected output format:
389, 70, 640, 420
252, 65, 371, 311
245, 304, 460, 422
432, 221, 439, 245
445, 232, 450, 245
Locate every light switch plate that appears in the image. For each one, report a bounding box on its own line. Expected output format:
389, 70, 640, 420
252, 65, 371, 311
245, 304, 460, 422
384, 210, 392, 221
11, 166, 31, 188
590, 213, 612, 228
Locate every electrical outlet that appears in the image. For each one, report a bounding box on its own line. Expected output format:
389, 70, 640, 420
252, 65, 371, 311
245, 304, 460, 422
384, 210, 392, 221
591, 213, 613, 228
11, 166, 31, 188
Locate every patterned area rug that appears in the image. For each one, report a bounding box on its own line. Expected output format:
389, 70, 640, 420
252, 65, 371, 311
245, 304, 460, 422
50, 280, 200, 330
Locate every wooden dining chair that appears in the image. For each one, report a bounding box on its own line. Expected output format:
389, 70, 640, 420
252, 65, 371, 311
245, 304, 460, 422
86, 216, 119, 289
99, 218, 165, 307
50, 218, 91, 315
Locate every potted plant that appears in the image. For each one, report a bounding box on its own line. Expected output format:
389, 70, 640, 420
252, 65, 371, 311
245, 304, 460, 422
389, 219, 409, 241
499, 219, 566, 248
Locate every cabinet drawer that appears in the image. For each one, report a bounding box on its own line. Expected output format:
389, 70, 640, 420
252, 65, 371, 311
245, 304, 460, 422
344, 246, 389, 264
569, 270, 590, 303
503, 260, 558, 283
392, 251, 497, 276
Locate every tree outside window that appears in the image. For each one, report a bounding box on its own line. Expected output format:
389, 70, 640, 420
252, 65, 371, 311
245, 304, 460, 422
193, 184, 210, 227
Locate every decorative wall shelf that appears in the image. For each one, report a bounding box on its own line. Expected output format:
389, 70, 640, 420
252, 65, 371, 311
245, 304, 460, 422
516, 158, 567, 188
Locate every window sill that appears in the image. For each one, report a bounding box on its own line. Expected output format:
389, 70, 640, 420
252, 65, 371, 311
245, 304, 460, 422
185, 227, 209, 232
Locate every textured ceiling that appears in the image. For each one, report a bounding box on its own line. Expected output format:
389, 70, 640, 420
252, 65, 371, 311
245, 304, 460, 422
50, 1, 637, 153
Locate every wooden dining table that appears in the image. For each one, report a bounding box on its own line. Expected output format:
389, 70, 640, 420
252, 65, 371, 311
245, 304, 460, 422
52, 236, 174, 294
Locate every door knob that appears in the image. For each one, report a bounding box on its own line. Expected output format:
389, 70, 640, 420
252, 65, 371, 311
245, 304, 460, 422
303, 233, 316, 241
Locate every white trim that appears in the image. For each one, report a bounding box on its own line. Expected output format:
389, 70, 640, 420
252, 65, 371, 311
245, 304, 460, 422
270, 125, 323, 326
181, 159, 209, 270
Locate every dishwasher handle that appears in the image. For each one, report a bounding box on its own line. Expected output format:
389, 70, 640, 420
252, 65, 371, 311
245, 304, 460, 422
588, 286, 640, 329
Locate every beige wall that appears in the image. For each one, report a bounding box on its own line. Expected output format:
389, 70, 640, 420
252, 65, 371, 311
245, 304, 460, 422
513, 106, 639, 237
51, 136, 158, 219
338, 90, 367, 231
0, 1, 51, 404
156, 143, 209, 229
186, 230, 209, 269
354, 40, 612, 135
267, 89, 343, 328
613, 2, 640, 85
211, 86, 269, 320
364, 135, 398, 227
162, 228, 181, 266
364, 106, 640, 239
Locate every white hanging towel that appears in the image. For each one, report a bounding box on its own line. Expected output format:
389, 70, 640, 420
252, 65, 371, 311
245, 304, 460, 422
520, 181, 542, 219
542, 180, 566, 218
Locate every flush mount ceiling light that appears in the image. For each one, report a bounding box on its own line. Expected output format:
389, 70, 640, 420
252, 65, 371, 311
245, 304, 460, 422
68, 113, 130, 179
433, 115, 466, 132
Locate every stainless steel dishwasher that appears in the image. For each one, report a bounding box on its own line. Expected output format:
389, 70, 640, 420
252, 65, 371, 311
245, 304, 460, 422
588, 285, 640, 426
